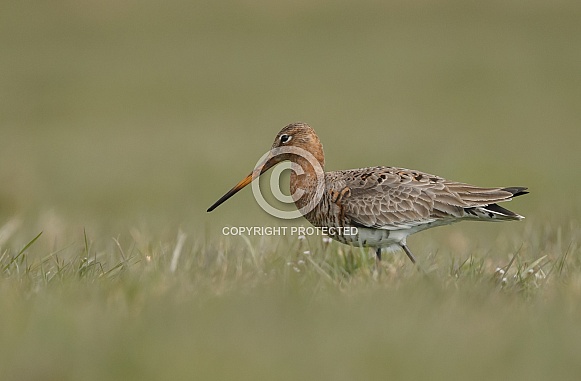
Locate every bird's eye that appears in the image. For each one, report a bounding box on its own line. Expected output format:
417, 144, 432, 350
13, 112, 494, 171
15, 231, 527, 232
279, 134, 292, 144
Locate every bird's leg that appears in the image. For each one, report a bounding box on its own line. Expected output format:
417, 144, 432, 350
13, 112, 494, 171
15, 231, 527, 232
373, 247, 382, 277
401, 244, 417, 264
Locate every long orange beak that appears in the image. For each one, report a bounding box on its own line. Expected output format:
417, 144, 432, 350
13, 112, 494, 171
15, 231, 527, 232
207, 154, 276, 212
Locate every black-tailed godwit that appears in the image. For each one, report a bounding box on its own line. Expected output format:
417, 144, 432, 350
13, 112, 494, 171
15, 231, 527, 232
207, 122, 528, 264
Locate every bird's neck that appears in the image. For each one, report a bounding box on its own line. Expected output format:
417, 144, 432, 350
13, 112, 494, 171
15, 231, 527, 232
289, 156, 325, 211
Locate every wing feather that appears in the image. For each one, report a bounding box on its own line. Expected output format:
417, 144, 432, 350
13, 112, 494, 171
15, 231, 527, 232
326, 166, 518, 230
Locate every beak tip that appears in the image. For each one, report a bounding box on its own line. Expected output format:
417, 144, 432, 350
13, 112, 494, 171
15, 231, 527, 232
206, 171, 256, 215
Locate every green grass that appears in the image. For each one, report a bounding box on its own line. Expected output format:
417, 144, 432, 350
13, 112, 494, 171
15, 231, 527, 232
1, 0, 581, 380
1, 219, 581, 380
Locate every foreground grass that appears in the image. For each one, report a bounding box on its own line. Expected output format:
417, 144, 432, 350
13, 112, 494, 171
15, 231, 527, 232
1, 219, 581, 381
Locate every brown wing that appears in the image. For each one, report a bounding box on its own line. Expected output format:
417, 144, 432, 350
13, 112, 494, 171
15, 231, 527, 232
327, 166, 521, 229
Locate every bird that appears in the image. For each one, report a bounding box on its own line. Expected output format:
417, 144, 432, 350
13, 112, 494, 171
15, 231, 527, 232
207, 122, 528, 264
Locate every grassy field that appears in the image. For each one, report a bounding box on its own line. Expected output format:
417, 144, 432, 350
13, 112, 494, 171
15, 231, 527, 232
1, 1, 581, 380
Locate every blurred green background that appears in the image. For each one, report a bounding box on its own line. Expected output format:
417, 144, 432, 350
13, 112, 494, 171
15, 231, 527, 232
1, 1, 581, 380
2, 0, 580, 233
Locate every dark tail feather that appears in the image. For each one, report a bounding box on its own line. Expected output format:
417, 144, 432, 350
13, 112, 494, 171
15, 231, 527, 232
482, 203, 522, 219
464, 187, 528, 221
502, 187, 529, 198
